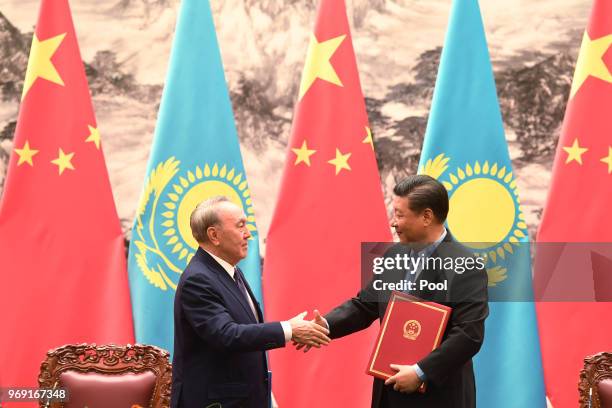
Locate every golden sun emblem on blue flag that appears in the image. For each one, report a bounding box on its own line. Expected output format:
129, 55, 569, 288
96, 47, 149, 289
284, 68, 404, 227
420, 153, 529, 286
132, 157, 257, 291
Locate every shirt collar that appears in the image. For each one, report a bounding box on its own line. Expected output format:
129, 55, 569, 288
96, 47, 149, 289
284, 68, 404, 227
203, 249, 235, 279
434, 227, 447, 246
416, 227, 447, 258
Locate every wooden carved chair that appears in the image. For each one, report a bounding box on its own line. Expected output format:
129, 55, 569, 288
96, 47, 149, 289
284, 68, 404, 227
38, 344, 172, 408
579, 352, 612, 408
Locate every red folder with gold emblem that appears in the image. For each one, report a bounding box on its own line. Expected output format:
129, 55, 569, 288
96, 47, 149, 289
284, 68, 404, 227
367, 291, 451, 380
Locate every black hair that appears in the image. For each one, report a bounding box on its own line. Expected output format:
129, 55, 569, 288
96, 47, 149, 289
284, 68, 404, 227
393, 175, 449, 223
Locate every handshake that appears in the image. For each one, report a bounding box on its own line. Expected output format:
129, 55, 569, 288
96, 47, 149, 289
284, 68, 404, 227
287, 309, 330, 352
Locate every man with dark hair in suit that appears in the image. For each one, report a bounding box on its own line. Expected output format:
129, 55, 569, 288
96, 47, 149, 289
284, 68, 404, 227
306, 175, 489, 408
171, 196, 331, 408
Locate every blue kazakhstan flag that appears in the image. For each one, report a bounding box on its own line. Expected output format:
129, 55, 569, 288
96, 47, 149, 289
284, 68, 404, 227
127, 0, 263, 354
418, 0, 546, 406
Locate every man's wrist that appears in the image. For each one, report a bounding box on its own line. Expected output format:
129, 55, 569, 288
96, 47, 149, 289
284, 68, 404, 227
280, 321, 292, 342
413, 364, 426, 382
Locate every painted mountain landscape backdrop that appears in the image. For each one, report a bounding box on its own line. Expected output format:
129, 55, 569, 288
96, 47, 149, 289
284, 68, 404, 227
0, 0, 591, 244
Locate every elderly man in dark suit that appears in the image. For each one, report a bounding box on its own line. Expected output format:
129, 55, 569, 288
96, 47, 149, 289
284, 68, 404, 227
304, 175, 489, 408
171, 196, 330, 408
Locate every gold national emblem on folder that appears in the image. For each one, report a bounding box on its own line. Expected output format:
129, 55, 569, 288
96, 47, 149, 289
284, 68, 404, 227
403, 319, 421, 340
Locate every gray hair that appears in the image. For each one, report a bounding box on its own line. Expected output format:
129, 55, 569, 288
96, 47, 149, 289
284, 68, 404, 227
190, 196, 231, 244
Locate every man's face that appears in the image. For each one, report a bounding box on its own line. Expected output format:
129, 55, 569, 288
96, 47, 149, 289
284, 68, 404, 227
390, 195, 427, 243
215, 202, 251, 265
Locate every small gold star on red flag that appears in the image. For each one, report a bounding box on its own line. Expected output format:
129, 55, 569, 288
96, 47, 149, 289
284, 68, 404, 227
328, 148, 351, 175
85, 125, 101, 149
563, 138, 588, 165
362, 126, 374, 150
51, 148, 75, 175
14, 141, 39, 166
601, 147, 612, 174
291, 140, 316, 166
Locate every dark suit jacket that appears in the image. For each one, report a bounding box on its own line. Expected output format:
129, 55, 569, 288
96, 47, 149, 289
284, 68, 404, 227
325, 233, 489, 408
171, 248, 285, 408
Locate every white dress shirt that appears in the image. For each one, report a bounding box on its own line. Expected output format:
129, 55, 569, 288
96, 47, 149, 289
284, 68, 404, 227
204, 249, 292, 342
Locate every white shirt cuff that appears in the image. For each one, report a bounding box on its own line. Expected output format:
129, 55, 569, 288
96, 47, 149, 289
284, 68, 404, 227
413, 364, 426, 381
281, 321, 292, 342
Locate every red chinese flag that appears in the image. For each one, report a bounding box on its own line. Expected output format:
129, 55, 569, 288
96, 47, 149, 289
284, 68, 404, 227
536, 1, 612, 407
0, 0, 134, 401
263, 0, 391, 406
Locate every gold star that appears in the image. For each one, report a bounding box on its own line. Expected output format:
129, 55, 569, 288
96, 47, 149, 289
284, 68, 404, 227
570, 31, 612, 99
51, 148, 75, 175
291, 140, 316, 166
328, 148, 351, 175
14, 141, 39, 166
362, 126, 374, 150
85, 125, 101, 149
22, 33, 66, 100
298, 34, 346, 100
601, 147, 612, 174
563, 138, 588, 165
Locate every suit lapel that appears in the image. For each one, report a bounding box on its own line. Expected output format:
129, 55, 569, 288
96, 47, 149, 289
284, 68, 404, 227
196, 249, 258, 323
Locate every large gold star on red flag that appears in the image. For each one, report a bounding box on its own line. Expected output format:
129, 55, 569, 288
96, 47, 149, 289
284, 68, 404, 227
570, 31, 612, 99
22, 32, 66, 100
298, 34, 346, 100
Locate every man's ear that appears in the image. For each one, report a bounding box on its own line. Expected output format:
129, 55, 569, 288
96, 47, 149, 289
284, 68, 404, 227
422, 208, 434, 226
207, 225, 220, 246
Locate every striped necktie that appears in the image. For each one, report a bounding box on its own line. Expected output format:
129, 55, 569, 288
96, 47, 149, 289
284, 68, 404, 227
234, 267, 259, 322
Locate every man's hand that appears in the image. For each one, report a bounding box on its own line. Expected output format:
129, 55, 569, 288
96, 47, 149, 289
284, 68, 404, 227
289, 311, 331, 348
384, 364, 423, 394
294, 309, 328, 353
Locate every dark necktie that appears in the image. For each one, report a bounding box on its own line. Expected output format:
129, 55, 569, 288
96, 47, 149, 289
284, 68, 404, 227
234, 267, 258, 321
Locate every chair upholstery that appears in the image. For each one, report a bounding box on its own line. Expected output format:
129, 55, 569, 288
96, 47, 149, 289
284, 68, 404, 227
38, 344, 172, 408
579, 351, 612, 408
599, 379, 612, 408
